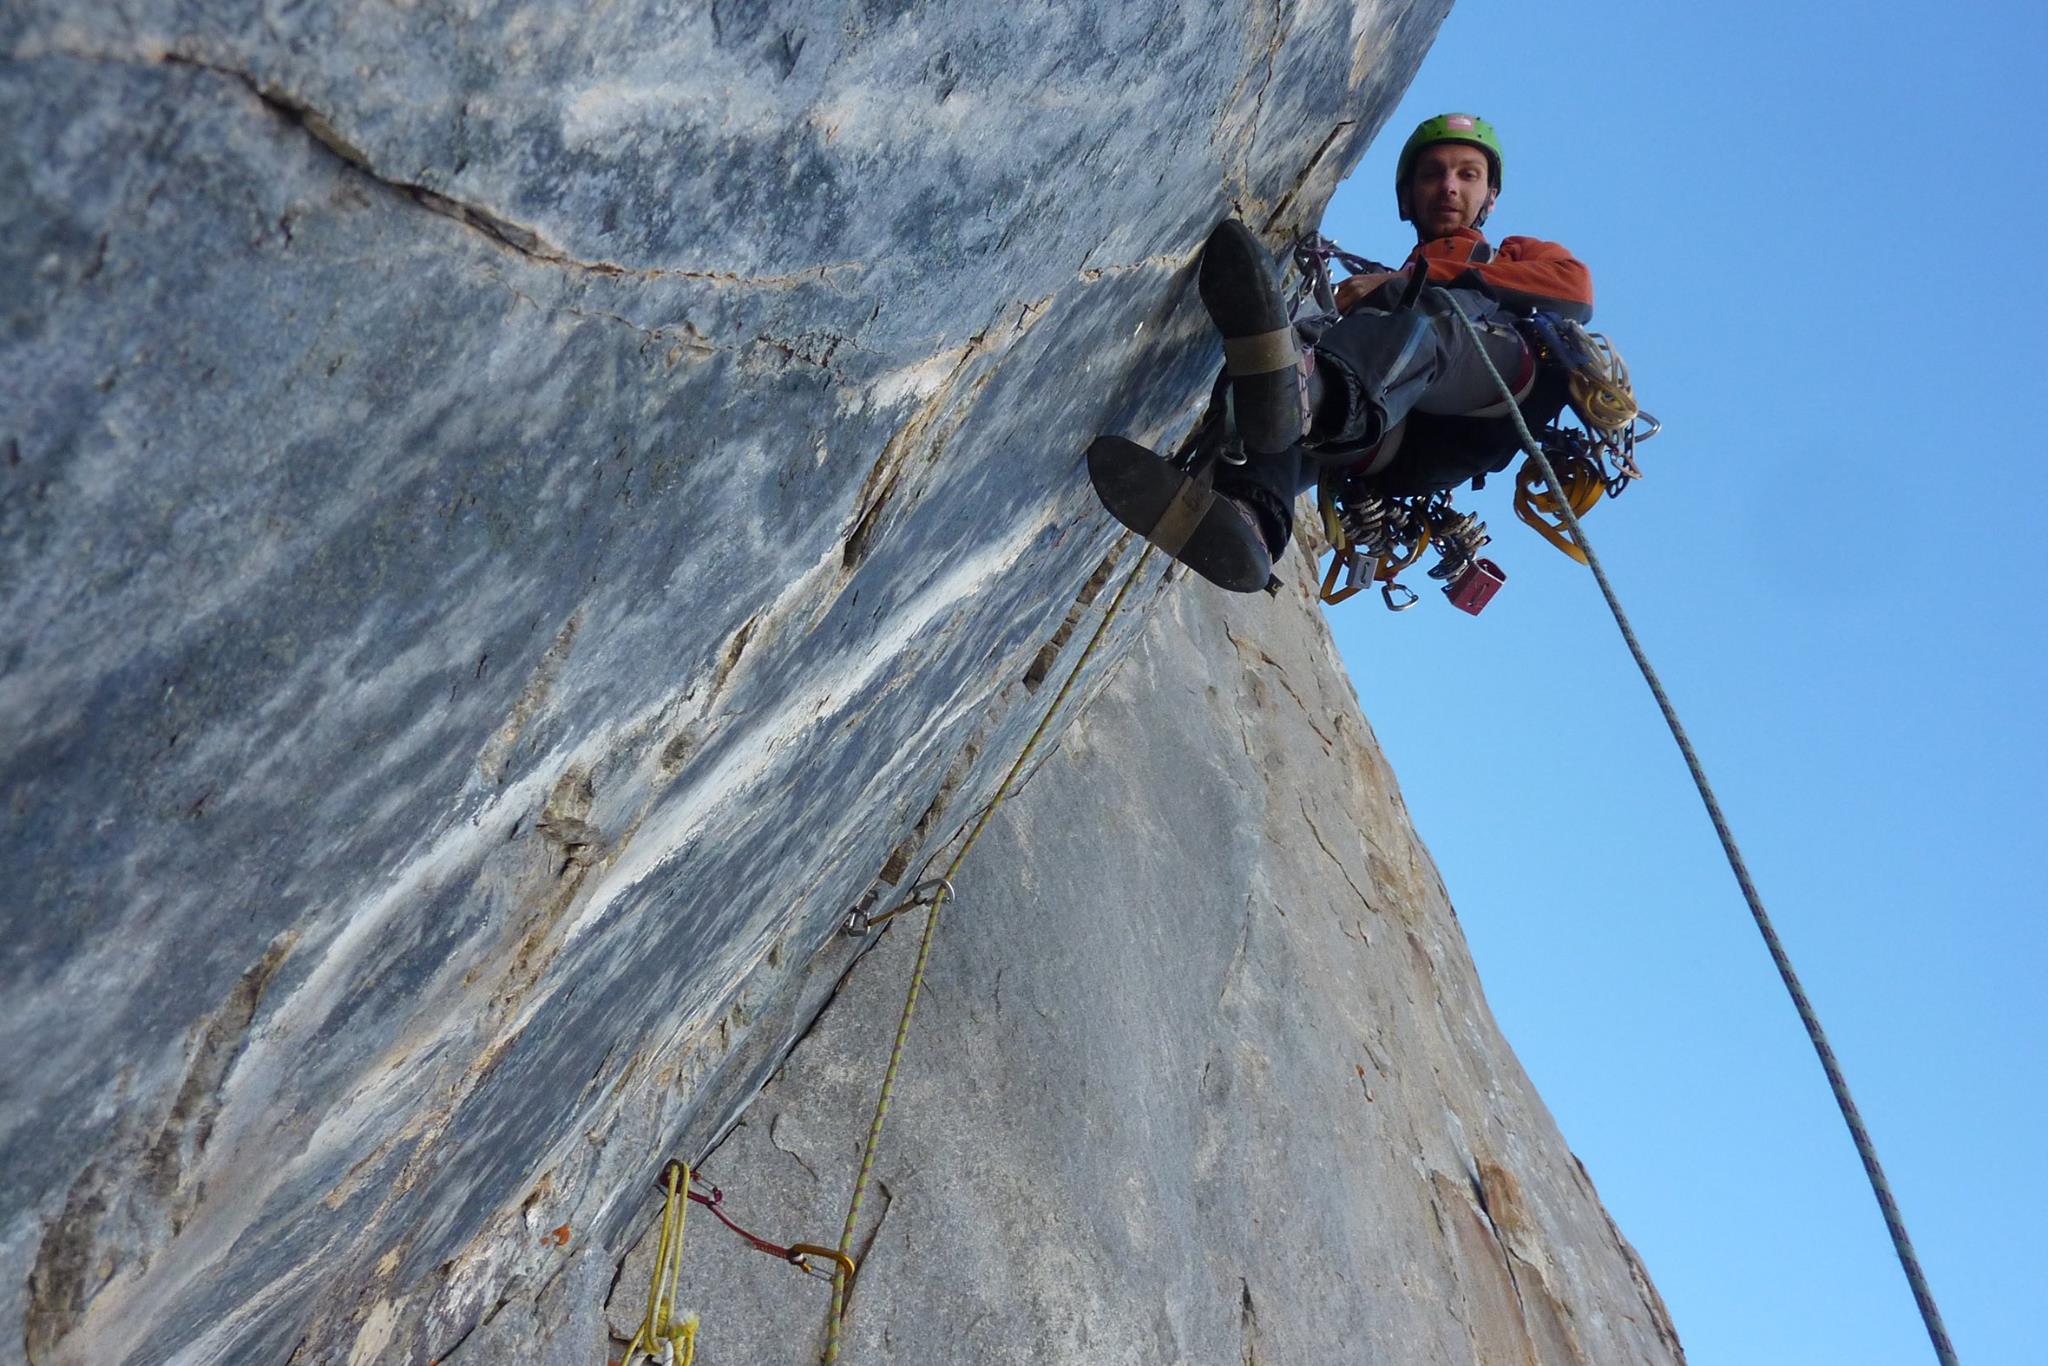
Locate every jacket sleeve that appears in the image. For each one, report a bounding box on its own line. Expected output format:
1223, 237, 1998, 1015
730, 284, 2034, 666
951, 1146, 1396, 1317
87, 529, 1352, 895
1429, 236, 1594, 321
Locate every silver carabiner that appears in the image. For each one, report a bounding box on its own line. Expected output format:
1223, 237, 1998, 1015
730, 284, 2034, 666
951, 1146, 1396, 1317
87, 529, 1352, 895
840, 890, 879, 937
1381, 580, 1420, 612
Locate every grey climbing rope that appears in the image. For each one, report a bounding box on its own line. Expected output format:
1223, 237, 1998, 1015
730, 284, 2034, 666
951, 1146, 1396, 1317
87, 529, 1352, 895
1434, 286, 1960, 1366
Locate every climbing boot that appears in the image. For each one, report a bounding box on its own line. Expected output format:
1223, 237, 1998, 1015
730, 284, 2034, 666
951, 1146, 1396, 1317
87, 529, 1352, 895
1198, 218, 1303, 456
1086, 435, 1273, 593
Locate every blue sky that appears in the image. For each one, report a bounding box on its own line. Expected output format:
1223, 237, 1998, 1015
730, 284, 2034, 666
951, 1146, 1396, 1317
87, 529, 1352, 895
1318, 2, 2045, 1362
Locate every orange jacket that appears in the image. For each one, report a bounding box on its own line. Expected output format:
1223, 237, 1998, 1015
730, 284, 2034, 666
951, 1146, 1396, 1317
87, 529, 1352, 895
1350, 227, 1595, 322
1411, 227, 1593, 320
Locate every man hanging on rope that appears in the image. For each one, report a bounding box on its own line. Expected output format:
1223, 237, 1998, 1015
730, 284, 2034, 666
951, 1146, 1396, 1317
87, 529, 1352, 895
1091, 113, 1596, 593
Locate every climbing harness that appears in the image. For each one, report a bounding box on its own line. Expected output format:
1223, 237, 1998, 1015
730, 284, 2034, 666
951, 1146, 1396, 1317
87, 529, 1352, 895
1437, 285, 1960, 1366
1287, 235, 1659, 615
821, 537, 1160, 1363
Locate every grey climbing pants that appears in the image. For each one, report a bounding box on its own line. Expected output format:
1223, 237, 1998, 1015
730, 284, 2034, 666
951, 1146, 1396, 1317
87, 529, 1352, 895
1313, 287, 1529, 440
1216, 288, 1528, 542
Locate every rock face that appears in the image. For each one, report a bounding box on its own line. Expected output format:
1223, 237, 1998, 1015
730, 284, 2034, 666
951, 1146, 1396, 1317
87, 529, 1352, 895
597, 541, 1687, 1366
0, 2, 1681, 1363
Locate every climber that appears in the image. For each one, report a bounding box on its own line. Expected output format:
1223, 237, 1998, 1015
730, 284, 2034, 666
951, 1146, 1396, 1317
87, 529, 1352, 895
1090, 113, 1595, 593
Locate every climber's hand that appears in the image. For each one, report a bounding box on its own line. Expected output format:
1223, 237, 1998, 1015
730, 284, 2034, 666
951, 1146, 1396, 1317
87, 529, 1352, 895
1335, 271, 1404, 313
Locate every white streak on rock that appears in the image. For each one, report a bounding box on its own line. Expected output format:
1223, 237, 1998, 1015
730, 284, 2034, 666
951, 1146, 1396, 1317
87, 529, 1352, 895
563, 507, 1052, 948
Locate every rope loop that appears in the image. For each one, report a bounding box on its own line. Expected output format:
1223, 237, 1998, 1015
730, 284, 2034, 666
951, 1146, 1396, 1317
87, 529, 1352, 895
619, 1161, 699, 1366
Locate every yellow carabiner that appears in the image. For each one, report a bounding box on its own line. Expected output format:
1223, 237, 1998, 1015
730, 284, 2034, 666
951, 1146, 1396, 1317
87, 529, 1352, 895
1513, 455, 1604, 564
788, 1243, 860, 1284
1318, 479, 1347, 551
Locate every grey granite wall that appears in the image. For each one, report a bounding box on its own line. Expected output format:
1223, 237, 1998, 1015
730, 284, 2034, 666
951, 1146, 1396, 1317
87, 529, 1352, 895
0, 2, 1682, 1363
586, 538, 1687, 1366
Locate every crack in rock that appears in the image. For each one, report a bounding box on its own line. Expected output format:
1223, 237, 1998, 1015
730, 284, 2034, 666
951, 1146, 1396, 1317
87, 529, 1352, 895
496, 283, 717, 358
1076, 252, 1187, 283
1262, 119, 1356, 234
24, 933, 298, 1363
766, 1111, 820, 1183
1297, 795, 1375, 912
838, 298, 1051, 569
21, 44, 863, 288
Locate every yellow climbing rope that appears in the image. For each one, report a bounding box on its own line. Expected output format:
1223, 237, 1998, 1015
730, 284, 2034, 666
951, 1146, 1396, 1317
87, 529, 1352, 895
619, 1161, 700, 1366
821, 538, 1159, 1363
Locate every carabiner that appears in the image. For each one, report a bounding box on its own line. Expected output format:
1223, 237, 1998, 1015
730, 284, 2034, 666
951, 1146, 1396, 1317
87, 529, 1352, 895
840, 889, 879, 937
787, 1243, 859, 1283
1381, 580, 1420, 612
843, 877, 956, 935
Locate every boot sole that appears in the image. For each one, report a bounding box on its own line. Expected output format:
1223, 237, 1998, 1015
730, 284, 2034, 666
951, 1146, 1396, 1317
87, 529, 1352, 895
1086, 436, 1272, 593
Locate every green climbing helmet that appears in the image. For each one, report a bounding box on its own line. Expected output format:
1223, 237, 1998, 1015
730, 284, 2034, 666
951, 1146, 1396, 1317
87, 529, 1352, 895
1395, 112, 1504, 224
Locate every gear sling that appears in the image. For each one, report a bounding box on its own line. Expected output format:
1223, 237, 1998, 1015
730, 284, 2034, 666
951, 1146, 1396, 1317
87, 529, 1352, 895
1284, 234, 1658, 613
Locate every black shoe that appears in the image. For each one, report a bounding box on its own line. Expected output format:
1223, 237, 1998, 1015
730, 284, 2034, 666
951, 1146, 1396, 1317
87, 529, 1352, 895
1086, 436, 1273, 593
1197, 219, 1302, 456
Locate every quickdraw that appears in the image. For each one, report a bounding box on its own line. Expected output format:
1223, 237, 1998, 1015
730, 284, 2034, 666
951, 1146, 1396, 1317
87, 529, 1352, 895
682, 1171, 857, 1285
841, 878, 955, 937
1291, 233, 1389, 322
614, 1158, 854, 1366
1512, 428, 1607, 565
1315, 483, 1497, 614
1288, 233, 1659, 613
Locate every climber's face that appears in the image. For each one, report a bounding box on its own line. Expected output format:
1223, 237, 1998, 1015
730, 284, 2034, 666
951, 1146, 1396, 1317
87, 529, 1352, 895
1404, 144, 1496, 238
